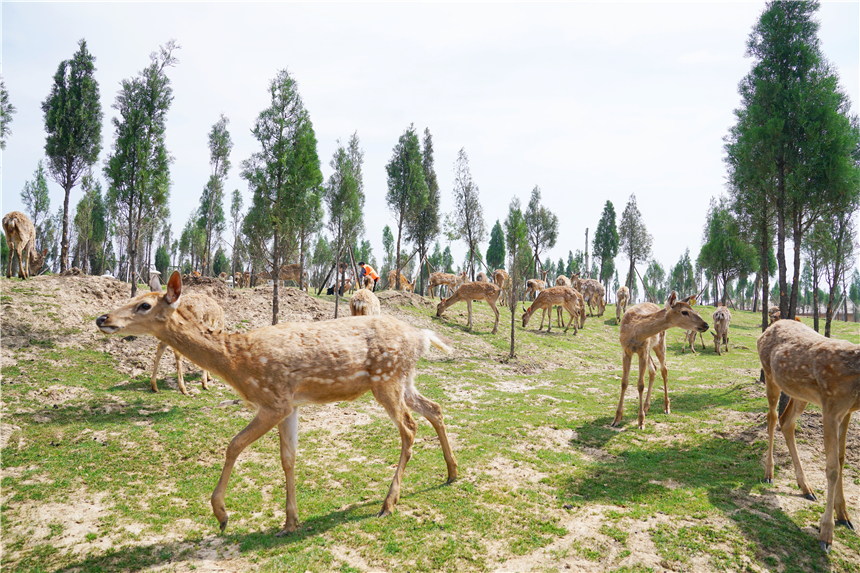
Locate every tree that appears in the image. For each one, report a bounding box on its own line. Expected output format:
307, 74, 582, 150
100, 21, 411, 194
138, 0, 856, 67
197, 114, 232, 276
229, 189, 244, 278
820, 204, 859, 337
524, 185, 558, 278
240, 68, 322, 324
154, 244, 170, 278
104, 40, 178, 296
212, 247, 230, 277
72, 172, 107, 274
618, 194, 652, 290
486, 220, 506, 271
408, 128, 440, 294
42, 39, 103, 273
643, 260, 666, 302
504, 197, 530, 360
381, 225, 394, 278
20, 161, 52, 250
448, 148, 486, 280
0, 234, 8, 272
697, 198, 757, 305
593, 201, 619, 292
0, 74, 16, 150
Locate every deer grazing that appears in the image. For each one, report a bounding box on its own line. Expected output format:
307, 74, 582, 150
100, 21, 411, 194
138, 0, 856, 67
525, 270, 549, 301
613, 291, 709, 429
147, 276, 226, 395
3, 211, 47, 280
96, 271, 458, 535
615, 286, 630, 325
522, 286, 581, 335
682, 329, 706, 354
711, 306, 731, 355
387, 270, 415, 292
436, 281, 501, 334
350, 277, 381, 316
573, 276, 606, 317
428, 271, 466, 299
278, 263, 309, 291
758, 319, 860, 552
555, 288, 586, 330
493, 269, 511, 306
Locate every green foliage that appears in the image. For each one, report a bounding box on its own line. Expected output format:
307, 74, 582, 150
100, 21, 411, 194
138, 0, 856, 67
593, 201, 619, 288
504, 196, 530, 357
643, 260, 666, 302
229, 188, 244, 276
0, 74, 15, 149
410, 128, 441, 293
697, 198, 757, 305
20, 161, 52, 251
212, 248, 230, 277
618, 194, 652, 289
325, 132, 365, 282
72, 173, 107, 275
524, 186, 558, 277
485, 221, 505, 271
154, 245, 170, 279
669, 249, 696, 299
197, 114, 232, 276
449, 147, 486, 279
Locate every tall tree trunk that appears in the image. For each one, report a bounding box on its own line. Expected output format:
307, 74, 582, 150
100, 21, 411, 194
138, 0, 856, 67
752, 274, 760, 313
812, 262, 820, 332
60, 183, 72, 273
272, 230, 280, 325
776, 162, 788, 319
584, 228, 589, 279
626, 258, 635, 291
789, 214, 802, 319
395, 216, 403, 291
760, 218, 770, 332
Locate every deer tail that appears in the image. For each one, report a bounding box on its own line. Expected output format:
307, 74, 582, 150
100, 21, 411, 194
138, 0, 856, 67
423, 329, 454, 355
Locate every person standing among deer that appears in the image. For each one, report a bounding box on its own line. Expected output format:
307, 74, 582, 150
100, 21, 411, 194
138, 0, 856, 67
358, 261, 379, 292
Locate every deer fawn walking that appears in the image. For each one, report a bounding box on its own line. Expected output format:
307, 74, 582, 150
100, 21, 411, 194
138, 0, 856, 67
436, 281, 501, 334
522, 286, 582, 335
97, 271, 458, 535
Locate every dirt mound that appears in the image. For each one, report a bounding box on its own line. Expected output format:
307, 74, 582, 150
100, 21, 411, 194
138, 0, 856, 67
179, 275, 232, 300
377, 290, 436, 309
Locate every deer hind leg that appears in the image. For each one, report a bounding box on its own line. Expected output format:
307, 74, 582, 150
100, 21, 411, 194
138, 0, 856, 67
201, 368, 210, 390
466, 300, 473, 330
612, 352, 633, 427
653, 337, 670, 415
819, 410, 845, 552
151, 342, 169, 392
275, 408, 300, 536
174, 349, 189, 395
834, 412, 854, 531
373, 385, 417, 517
490, 301, 500, 335
637, 352, 650, 429
211, 408, 282, 533
404, 380, 458, 483
763, 369, 781, 484
779, 397, 814, 499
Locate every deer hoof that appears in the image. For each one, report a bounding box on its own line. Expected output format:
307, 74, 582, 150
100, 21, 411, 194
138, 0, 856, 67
836, 519, 854, 531
377, 508, 393, 518
446, 476, 458, 485
764, 478, 773, 484
819, 540, 831, 553
219, 517, 228, 533
804, 492, 817, 502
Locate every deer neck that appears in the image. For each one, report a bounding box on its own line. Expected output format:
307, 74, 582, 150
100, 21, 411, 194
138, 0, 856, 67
631, 307, 674, 341
160, 314, 237, 382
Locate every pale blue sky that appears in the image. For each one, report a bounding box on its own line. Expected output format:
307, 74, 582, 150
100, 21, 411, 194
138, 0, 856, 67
2, 2, 858, 283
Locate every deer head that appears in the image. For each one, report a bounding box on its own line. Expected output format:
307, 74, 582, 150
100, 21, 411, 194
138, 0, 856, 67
96, 271, 183, 336
664, 291, 709, 333
30, 248, 48, 275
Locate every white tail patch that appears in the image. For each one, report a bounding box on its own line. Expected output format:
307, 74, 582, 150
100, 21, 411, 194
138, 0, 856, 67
424, 330, 453, 354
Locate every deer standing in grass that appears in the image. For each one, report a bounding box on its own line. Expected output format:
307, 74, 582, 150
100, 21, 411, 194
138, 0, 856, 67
493, 269, 511, 307
682, 329, 706, 354
350, 277, 381, 316
96, 271, 458, 535
613, 292, 709, 429
711, 306, 731, 355
278, 263, 309, 291
522, 286, 581, 335
387, 270, 415, 292
615, 286, 630, 325
147, 276, 226, 395
758, 319, 860, 552
3, 211, 47, 280
428, 271, 466, 299
524, 270, 549, 301
436, 281, 501, 334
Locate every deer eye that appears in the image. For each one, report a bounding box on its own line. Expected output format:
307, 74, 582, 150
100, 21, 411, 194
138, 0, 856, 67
139, 302, 152, 312
682, 311, 689, 316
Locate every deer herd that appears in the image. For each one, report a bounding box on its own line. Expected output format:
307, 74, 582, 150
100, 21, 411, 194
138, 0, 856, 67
6, 207, 851, 554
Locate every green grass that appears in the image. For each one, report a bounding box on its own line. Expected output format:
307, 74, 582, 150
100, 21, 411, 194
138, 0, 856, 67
2, 283, 860, 572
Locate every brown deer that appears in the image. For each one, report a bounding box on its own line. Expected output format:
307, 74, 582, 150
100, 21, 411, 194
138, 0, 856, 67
387, 270, 415, 292
350, 277, 381, 316
476, 271, 489, 282
612, 292, 709, 429
96, 271, 458, 535
615, 286, 630, 325
758, 319, 860, 552
555, 287, 587, 330
436, 281, 501, 334
234, 271, 245, 288
147, 276, 226, 395
278, 263, 309, 291
428, 271, 466, 299
493, 269, 511, 306
555, 275, 571, 287
682, 329, 706, 354
3, 211, 47, 280
711, 306, 731, 355
522, 286, 581, 335
524, 270, 549, 301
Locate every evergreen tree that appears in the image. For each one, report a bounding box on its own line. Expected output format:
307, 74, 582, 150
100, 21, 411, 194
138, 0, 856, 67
72, 172, 107, 274
486, 220, 506, 271
618, 194, 652, 290
229, 189, 244, 278
197, 114, 232, 276
409, 128, 440, 294
20, 161, 52, 251
154, 244, 170, 279
504, 197, 530, 359
448, 147, 486, 280
524, 185, 558, 277
592, 200, 619, 292
325, 132, 364, 305
697, 198, 757, 305
0, 74, 15, 150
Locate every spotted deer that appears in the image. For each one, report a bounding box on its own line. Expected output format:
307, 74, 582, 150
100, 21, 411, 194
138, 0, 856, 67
615, 286, 630, 325
387, 270, 415, 292
712, 306, 731, 355
436, 281, 501, 334
682, 329, 706, 354
278, 263, 309, 291
2, 211, 47, 280
350, 277, 381, 316
522, 286, 582, 335
613, 292, 709, 429
428, 271, 466, 299
758, 319, 860, 552
493, 269, 511, 307
96, 271, 457, 535
524, 270, 549, 301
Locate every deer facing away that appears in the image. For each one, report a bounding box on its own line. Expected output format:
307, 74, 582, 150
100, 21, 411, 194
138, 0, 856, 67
3, 211, 47, 280
615, 286, 630, 325
758, 319, 860, 552
613, 291, 709, 429
493, 269, 511, 307
96, 271, 458, 535
436, 281, 501, 334
350, 276, 381, 316
711, 306, 731, 355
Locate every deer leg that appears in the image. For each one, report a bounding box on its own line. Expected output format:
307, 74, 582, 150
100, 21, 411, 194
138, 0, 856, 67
15, 243, 26, 279
404, 380, 458, 482
564, 305, 576, 334
545, 308, 552, 333
150, 342, 169, 392
466, 300, 473, 330
490, 301, 499, 335
275, 408, 300, 536
211, 409, 282, 533
174, 349, 189, 395
819, 411, 843, 552
612, 353, 633, 427
201, 368, 210, 390
699, 333, 705, 350
763, 369, 781, 484
779, 397, 814, 499
637, 353, 649, 429
653, 339, 670, 415
374, 387, 417, 517
834, 411, 854, 531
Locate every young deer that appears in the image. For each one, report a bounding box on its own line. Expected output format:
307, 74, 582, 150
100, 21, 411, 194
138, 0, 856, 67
428, 271, 466, 299
387, 270, 415, 292
554, 288, 587, 330
581, 279, 606, 317
96, 271, 458, 535
682, 329, 706, 354
493, 269, 511, 307
524, 270, 549, 301
436, 281, 501, 334
350, 277, 381, 316
278, 263, 309, 291
148, 275, 226, 395
613, 292, 709, 429
615, 286, 630, 325
712, 306, 731, 355
522, 286, 581, 335
555, 275, 571, 287
758, 319, 860, 552
3, 211, 47, 280
476, 271, 489, 283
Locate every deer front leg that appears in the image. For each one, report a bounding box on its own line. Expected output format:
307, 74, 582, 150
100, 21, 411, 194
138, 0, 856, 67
779, 397, 814, 500
612, 353, 633, 427
763, 370, 781, 484
834, 412, 854, 531
637, 353, 650, 429
276, 408, 300, 536
819, 411, 843, 552
174, 349, 189, 395
653, 342, 670, 415
490, 302, 500, 335
466, 300, 473, 330
375, 391, 417, 517
151, 342, 169, 392
211, 409, 281, 533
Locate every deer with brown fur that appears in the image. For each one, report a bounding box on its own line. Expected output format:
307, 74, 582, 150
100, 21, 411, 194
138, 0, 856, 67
615, 286, 630, 325
758, 319, 860, 552
612, 291, 709, 429
428, 271, 466, 299
493, 269, 511, 306
522, 286, 581, 335
96, 271, 458, 535
388, 270, 415, 292
3, 211, 47, 280
436, 281, 501, 334
524, 269, 549, 301
712, 306, 731, 355
350, 277, 381, 316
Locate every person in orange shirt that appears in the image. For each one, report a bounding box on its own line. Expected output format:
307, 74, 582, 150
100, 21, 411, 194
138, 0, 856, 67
358, 261, 379, 291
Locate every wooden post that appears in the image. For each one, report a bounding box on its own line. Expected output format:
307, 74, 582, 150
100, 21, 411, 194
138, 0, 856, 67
634, 265, 657, 304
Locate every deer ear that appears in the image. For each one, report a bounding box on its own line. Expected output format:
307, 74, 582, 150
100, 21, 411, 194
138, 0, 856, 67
666, 291, 678, 308
165, 271, 183, 307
